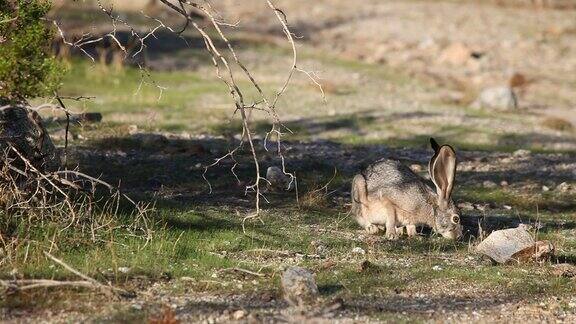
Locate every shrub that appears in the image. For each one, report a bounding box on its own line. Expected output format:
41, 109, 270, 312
0, 0, 62, 103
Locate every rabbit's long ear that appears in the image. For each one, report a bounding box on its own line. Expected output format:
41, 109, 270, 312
429, 145, 457, 201
428, 138, 441, 185
430, 138, 440, 153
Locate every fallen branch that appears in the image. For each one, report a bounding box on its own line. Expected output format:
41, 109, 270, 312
0, 252, 134, 298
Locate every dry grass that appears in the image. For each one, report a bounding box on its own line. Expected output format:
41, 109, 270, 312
299, 188, 331, 210
0, 144, 153, 271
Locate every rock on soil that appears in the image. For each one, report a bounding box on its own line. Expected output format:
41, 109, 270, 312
476, 224, 535, 263
281, 267, 319, 306
0, 104, 60, 171
556, 182, 573, 193
266, 166, 293, 191
472, 86, 518, 110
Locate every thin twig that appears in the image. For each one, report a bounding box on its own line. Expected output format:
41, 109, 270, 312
43, 251, 133, 297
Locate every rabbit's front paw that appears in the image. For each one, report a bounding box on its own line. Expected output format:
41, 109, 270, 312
365, 224, 380, 235
406, 225, 418, 237
385, 232, 399, 241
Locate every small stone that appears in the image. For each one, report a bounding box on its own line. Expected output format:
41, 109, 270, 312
266, 166, 293, 191
128, 124, 138, 135
281, 267, 319, 306
117, 267, 130, 273
556, 182, 572, 192
432, 265, 443, 271
503, 205, 513, 210
513, 149, 531, 157
474, 203, 489, 211
351, 247, 366, 255
457, 202, 475, 211
131, 303, 143, 310
500, 181, 509, 187
542, 185, 550, 192
410, 164, 423, 172
483, 180, 497, 188
232, 310, 246, 320
472, 86, 518, 110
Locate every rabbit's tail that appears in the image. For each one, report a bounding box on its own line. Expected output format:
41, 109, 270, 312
351, 174, 368, 218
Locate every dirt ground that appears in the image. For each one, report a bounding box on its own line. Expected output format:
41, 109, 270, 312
2, 0, 576, 323
215, 0, 576, 108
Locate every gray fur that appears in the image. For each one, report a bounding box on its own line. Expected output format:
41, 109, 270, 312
364, 159, 435, 219
351, 142, 463, 240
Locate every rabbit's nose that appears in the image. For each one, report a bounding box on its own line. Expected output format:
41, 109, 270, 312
456, 226, 464, 239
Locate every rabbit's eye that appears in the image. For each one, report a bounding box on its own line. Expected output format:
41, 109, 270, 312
451, 215, 460, 224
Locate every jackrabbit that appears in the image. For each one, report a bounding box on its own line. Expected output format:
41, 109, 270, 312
351, 138, 462, 240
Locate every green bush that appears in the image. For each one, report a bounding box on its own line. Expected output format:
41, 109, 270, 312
0, 0, 62, 103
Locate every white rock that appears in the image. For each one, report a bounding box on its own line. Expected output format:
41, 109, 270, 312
232, 310, 246, 320
476, 224, 535, 263
128, 124, 138, 135
557, 182, 572, 192
513, 149, 531, 157
352, 247, 366, 255
131, 303, 143, 310
117, 267, 130, 273
458, 202, 475, 211
472, 86, 518, 110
